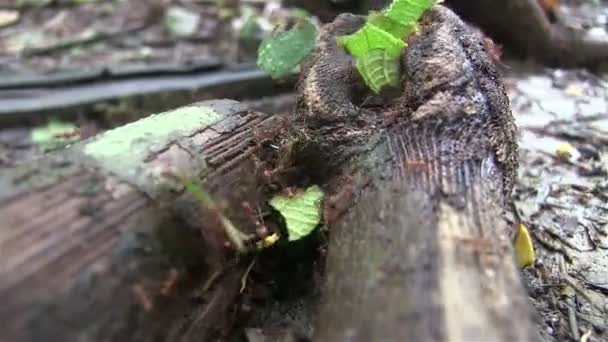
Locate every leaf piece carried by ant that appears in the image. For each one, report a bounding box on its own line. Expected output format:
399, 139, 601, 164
269, 185, 324, 241
257, 18, 317, 79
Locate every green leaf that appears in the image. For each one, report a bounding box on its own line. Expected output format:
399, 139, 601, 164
257, 18, 317, 79
31, 120, 79, 151
239, 16, 261, 41
336, 0, 436, 93
356, 49, 400, 93
269, 185, 324, 241
337, 23, 405, 59
384, 0, 435, 28
367, 12, 413, 39
182, 178, 214, 207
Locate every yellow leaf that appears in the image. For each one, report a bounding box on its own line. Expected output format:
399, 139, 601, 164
257, 233, 280, 249
555, 142, 574, 161
515, 224, 535, 268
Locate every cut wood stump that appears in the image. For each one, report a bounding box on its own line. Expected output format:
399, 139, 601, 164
1, 5, 539, 342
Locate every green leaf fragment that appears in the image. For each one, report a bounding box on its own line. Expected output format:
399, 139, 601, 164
31, 120, 79, 151
257, 18, 317, 79
182, 178, 215, 207
336, 0, 436, 93
384, 0, 435, 27
239, 16, 261, 41
269, 185, 324, 241
367, 12, 415, 39
356, 49, 400, 93
337, 23, 405, 59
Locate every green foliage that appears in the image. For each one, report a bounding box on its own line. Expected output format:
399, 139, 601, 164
356, 49, 400, 93
239, 16, 261, 41
31, 120, 80, 151
384, 0, 435, 31
336, 23, 405, 59
181, 178, 248, 253
337, 0, 437, 93
269, 185, 324, 241
182, 178, 215, 207
256, 18, 317, 79
254, 0, 435, 92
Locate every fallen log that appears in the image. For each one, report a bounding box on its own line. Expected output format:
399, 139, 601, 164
0, 4, 538, 342
0, 99, 286, 342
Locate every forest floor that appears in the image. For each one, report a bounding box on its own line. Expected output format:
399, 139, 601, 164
0, 1, 607, 341
506, 63, 608, 342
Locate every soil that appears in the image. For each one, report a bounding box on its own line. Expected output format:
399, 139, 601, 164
0, 1, 607, 341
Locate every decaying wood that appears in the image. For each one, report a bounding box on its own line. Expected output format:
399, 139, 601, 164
1, 4, 539, 342
296, 6, 536, 340
0, 100, 286, 342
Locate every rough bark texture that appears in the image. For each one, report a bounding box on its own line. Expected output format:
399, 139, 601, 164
0, 100, 285, 342
295, 6, 536, 341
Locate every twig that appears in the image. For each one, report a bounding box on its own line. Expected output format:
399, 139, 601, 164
563, 275, 605, 312
544, 226, 591, 252
567, 297, 580, 341
196, 269, 223, 297
532, 230, 574, 262
240, 258, 256, 293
